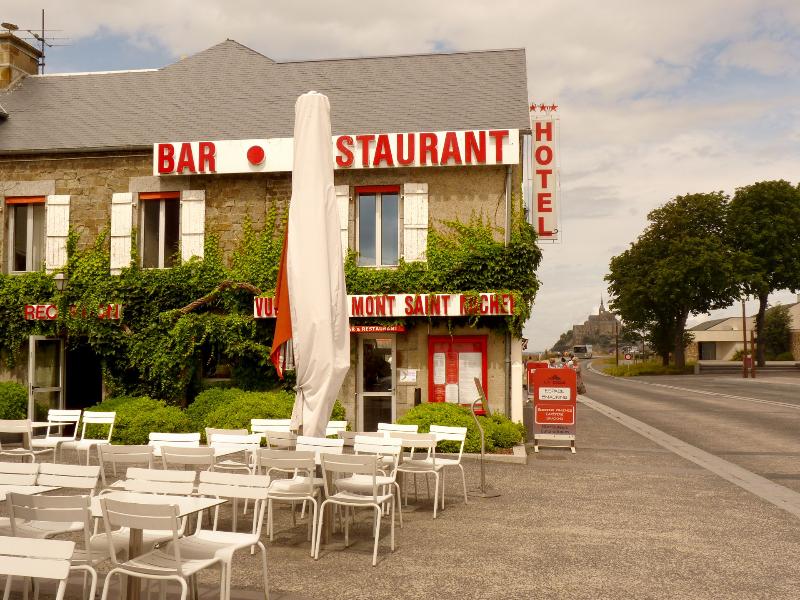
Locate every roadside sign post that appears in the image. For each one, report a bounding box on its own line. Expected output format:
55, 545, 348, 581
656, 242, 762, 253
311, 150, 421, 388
532, 368, 577, 453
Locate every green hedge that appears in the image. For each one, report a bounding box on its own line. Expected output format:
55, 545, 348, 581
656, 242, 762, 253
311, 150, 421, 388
397, 403, 524, 453
86, 387, 347, 443
85, 396, 193, 445
0, 381, 27, 419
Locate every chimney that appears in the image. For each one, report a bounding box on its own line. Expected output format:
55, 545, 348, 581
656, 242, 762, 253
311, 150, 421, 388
1, 31, 42, 90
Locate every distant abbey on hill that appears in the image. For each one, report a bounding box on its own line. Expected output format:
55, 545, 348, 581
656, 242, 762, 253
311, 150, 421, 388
551, 298, 621, 353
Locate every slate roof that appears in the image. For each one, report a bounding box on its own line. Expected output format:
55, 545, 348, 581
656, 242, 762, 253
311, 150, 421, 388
688, 318, 729, 331
0, 40, 530, 154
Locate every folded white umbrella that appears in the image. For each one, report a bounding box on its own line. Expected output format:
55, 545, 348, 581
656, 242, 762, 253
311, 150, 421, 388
270, 91, 350, 437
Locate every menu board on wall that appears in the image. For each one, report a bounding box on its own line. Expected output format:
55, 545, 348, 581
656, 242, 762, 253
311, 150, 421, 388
433, 353, 446, 385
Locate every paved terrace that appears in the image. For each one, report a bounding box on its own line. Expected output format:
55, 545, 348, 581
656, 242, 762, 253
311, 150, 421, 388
3, 400, 799, 600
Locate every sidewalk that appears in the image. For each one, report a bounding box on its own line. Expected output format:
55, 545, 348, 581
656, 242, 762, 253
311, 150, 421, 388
222, 402, 799, 599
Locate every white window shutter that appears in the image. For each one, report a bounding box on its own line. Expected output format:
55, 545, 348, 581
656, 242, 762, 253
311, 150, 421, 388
45, 195, 70, 272
180, 190, 205, 261
402, 183, 428, 262
335, 184, 350, 257
110, 193, 133, 275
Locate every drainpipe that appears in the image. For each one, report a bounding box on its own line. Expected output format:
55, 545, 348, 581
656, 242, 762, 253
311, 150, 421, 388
504, 165, 512, 416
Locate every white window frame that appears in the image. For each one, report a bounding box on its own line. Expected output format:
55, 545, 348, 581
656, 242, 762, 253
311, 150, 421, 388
139, 196, 180, 269
7, 200, 45, 273
356, 187, 400, 267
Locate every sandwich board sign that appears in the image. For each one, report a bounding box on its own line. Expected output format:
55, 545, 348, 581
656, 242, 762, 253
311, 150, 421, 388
531, 368, 577, 453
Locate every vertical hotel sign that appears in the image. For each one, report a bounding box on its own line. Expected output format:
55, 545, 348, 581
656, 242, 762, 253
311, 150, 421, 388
528, 103, 560, 242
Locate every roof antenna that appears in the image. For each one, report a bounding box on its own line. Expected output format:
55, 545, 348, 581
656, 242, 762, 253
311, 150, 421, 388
4, 10, 70, 74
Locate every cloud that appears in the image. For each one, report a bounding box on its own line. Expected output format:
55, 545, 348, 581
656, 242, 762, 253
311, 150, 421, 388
5, 0, 800, 350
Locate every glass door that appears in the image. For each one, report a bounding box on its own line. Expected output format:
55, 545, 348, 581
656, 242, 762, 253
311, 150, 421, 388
358, 335, 396, 431
28, 336, 64, 421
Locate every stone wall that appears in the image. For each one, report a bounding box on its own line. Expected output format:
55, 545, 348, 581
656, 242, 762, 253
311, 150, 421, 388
1, 153, 517, 265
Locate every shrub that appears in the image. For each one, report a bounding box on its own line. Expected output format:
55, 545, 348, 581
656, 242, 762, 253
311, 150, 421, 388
85, 396, 192, 445
186, 387, 243, 430
489, 412, 526, 446
397, 402, 523, 453
775, 351, 796, 361
198, 387, 347, 432
604, 361, 694, 376
0, 381, 27, 419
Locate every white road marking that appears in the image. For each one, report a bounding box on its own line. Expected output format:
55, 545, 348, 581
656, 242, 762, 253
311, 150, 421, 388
580, 395, 800, 519
586, 362, 800, 412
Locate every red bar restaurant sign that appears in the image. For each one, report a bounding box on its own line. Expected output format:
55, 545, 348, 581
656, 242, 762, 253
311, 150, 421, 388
155, 129, 519, 176
254, 293, 515, 319
349, 325, 406, 333
24, 304, 123, 321
531, 367, 577, 453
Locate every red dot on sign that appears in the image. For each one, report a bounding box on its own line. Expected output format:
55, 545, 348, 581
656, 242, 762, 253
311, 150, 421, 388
247, 145, 265, 165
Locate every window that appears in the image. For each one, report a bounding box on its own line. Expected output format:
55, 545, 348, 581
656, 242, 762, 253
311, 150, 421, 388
357, 186, 399, 267
6, 196, 45, 273
139, 192, 180, 268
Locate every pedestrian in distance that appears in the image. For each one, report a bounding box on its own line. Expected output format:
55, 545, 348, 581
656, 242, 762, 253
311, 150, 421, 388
572, 357, 587, 395
548, 357, 558, 368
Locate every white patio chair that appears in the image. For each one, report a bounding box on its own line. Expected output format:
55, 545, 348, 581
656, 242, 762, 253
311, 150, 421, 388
377, 423, 419, 434
30, 410, 82, 462
97, 444, 154, 488
205, 428, 248, 444
296, 435, 344, 460
339, 435, 404, 527
6, 493, 125, 600
315, 453, 396, 566
250, 419, 292, 437
324, 421, 348, 438
148, 432, 201, 458
0, 419, 53, 462
0, 464, 101, 538
263, 430, 297, 450
430, 424, 469, 507
0, 463, 39, 536
0, 536, 73, 600
98, 498, 224, 600
161, 445, 216, 471
210, 434, 262, 474
60, 411, 116, 466
100, 467, 195, 552
118, 467, 196, 495
395, 433, 442, 518
185, 471, 270, 600
258, 449, 319, 557
0, 461, 39, 485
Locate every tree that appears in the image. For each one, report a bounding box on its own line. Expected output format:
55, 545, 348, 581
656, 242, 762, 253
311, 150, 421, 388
762, 304, 792, 358
728, 181, 800, 366
606, 192, 740, 368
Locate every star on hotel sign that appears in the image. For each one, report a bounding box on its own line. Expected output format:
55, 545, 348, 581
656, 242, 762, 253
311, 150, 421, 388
529, 102, 559, 113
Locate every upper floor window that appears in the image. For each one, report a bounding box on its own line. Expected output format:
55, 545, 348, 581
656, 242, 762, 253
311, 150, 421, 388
6, 196, 45, 273
139, 192, 180, 269
357, 186, 399, 267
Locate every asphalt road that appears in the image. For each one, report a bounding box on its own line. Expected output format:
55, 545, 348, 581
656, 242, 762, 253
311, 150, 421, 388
583, 365, 800, 493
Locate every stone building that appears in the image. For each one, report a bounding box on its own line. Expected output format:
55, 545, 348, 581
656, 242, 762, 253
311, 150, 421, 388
0, 36, 532, 427
571, 298, 620, 348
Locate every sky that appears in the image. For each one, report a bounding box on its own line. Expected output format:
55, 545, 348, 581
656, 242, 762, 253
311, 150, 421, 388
5, 0, 800, 349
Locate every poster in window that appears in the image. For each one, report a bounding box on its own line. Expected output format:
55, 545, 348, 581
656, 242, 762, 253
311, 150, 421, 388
445, 383, 459, 403
446, 351, 459, 383
458, 352, 483, 404
433, 353, 446, 385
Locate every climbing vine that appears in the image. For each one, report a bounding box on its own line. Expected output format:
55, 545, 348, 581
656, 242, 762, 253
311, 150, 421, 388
0, 200, 541, 404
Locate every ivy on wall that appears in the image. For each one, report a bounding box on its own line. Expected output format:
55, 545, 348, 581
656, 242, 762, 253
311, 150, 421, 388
0, 201, 541, 404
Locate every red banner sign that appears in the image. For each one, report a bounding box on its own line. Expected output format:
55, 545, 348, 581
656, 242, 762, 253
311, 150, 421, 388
349, 325, 406, 333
